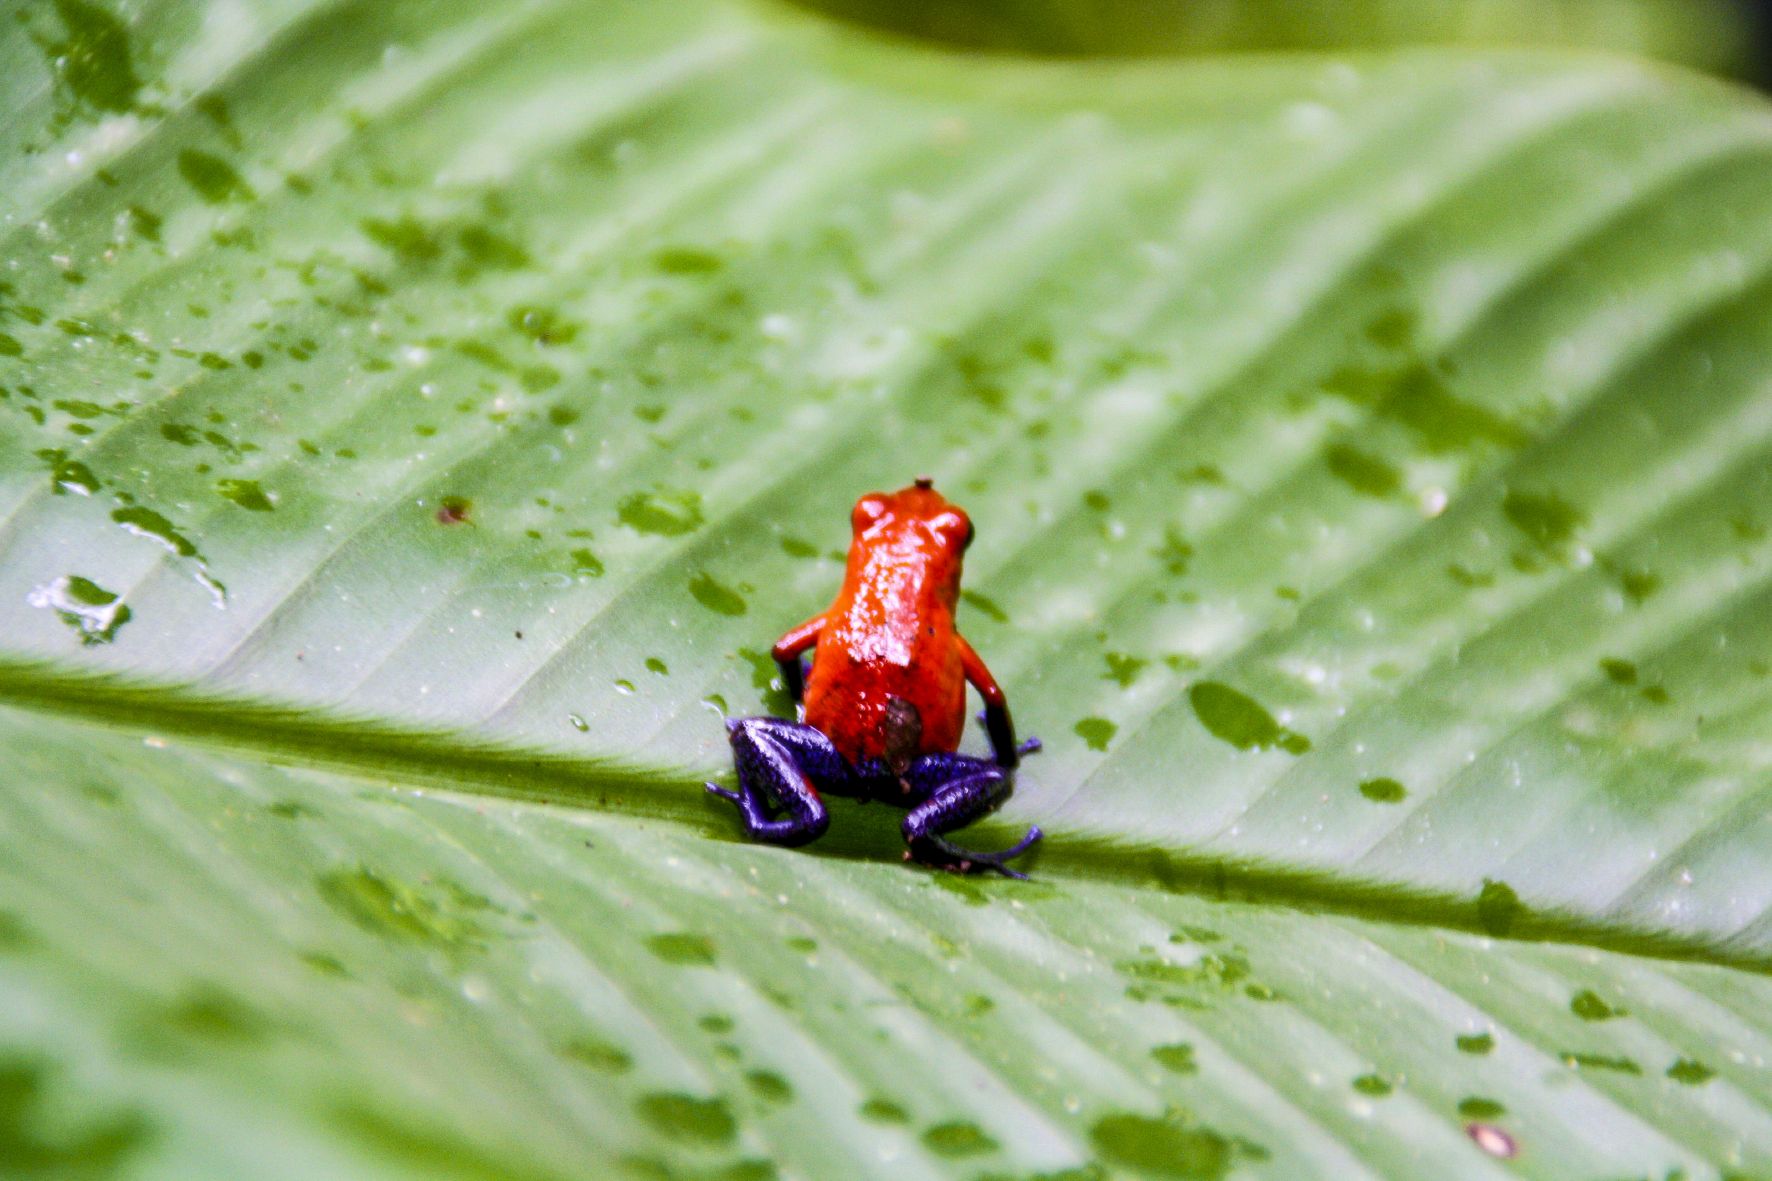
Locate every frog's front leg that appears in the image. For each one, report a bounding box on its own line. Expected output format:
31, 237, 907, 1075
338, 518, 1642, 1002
900, 754, 1043, 879
705, 717, 845, 847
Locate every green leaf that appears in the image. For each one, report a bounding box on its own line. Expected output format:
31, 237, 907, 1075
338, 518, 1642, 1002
5, 0, 1772, 1175
6, 707, 1772, 1179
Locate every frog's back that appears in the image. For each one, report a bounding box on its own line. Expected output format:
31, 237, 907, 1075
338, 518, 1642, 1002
804, 529, 966, 765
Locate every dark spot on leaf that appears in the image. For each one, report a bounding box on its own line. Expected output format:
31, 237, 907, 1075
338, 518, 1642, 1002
1617, 566, 1660, 604
1103, 652, 1147, 689
1188, 682, 1308, 754
653, 247, 724, 275
436, 496, 471, 525
1667, 1058, 1715, 1085
1090, 1110, 1236, 1179
112, 505, 198, 557
1358, 777, 1406, 804
361, 215, 444, 264
1364, 308, 1417, 349
737, 648, 793, 717
1352, 1074, 1392, 1096
38, 0, 149, 126
1476, 879, 1520, 937
152, 984, 271, 1045
635, 1093, 736, 1145
506, 305, 579, 346
331, 1102, 579, 1181
1154, 526, 1193, 576
1457, 1097, 1506, 1120
36, 449, 100, 496
177, 149, 254, 204
560, 1037, 632, 1074
1560, 1051, 1640, 1074
1570, 989, 1627, 1021
689, 571, 746, 616
618, 488, 703, 536
1074, 716, 1116, 751
1456, 1032, 1494, 1055
216, 478, 272, 511
921, 1122, 998, 1158
1600, 658, 1638, 685
1322, 363, 1525, 454
646, 932, 715, 966
0, 1054, 151, 1172
962, 588, 1008, 622
1325, 442, 1401, 498
745, 1071, 792, 1103
267, 801, 316, 820
860, 1097, 910, 1124
317, 866, 488, 953
0, 911, 36, 951
1151, 1043, 1197, 1074
455, 225, 530, 275
29, 574, 129, 645
1502, 488, 1584, 554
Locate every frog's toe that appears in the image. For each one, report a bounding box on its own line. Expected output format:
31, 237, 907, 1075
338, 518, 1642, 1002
1017, 736, 1043, 758
705, 782, 740, 803
909, 826, 1043, 879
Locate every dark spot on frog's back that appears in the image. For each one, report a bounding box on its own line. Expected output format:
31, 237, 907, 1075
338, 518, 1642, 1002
882, 695, 922, 772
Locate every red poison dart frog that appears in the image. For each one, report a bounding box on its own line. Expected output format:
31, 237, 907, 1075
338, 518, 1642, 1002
707, 479, 1043, 877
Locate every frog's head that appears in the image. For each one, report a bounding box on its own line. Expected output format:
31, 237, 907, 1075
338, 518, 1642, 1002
850, 476, 974, 555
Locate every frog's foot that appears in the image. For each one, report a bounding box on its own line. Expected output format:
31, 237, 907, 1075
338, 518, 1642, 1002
902, 767, 1042, 879
907, 826, 1043, 879
708, 716, 840, 847
1017, 736, 1043, 758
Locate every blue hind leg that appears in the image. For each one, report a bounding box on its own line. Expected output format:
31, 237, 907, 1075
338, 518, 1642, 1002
706, 717, 845, 847
899, 755, 1042, 879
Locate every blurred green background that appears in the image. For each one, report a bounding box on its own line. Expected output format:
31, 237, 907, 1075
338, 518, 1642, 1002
792, 0, 1772, 85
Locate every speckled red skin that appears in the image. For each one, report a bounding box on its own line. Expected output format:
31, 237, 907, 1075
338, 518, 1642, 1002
798, 484, 971, 764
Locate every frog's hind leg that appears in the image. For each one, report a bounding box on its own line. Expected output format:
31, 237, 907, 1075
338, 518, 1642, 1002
900, 759, 1042, 879
705, 717, 843, 847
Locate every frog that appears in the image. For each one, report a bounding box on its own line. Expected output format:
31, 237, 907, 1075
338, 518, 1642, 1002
706, 478, 1043, 877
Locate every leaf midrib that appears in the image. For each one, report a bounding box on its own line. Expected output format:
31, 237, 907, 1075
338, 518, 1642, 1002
2, 673, 1765, 979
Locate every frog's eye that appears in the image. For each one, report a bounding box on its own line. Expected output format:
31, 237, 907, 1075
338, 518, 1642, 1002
932, 510, 973, 549
851, 495, 888, 532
